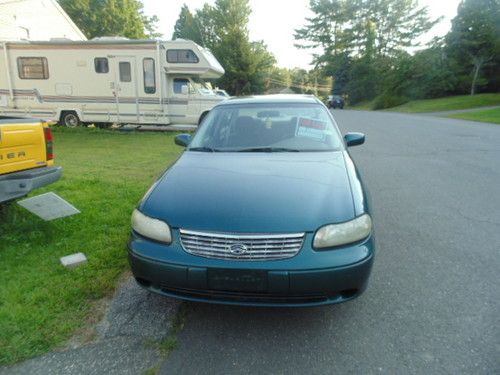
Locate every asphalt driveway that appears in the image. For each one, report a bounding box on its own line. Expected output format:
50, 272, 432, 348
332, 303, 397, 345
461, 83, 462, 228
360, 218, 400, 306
159, 110, 500, 374
3, 110, 498, 374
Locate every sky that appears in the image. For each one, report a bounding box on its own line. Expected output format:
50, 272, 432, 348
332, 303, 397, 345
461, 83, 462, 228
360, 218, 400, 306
141, 0, 461, 70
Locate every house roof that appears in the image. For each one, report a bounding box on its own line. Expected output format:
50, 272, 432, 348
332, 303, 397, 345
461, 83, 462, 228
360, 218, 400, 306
0, 0, 86, 41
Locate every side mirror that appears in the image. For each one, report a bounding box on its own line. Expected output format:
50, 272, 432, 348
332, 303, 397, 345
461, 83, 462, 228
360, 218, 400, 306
344, 132, 365, 147
175, 133, 192, 147
181, 85, 189, 95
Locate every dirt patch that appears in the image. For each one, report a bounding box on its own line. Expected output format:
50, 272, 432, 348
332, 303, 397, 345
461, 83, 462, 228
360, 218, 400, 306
63, 271, 133, 350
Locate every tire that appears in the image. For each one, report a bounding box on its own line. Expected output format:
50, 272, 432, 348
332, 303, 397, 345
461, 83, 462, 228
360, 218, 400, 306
198, 111, 209, 125
60, 111, 80, 128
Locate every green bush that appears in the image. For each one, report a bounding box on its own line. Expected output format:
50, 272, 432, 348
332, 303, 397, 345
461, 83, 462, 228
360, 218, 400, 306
373, 94, 409, 110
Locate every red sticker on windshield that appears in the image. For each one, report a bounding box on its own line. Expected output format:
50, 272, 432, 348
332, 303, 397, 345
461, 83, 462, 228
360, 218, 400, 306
296, 117, 327, 140
298, 118, 326, 130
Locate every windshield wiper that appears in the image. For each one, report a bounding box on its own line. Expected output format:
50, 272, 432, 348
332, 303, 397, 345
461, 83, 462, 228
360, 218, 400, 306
188, 146, 220, 152
234, 147, 300, 152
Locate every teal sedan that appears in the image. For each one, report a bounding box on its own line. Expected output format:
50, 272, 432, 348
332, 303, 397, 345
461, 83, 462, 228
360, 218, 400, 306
129, 95, 374, 307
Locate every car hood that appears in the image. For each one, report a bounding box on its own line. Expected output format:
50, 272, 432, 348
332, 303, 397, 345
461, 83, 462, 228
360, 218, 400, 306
140, 151, 355, 233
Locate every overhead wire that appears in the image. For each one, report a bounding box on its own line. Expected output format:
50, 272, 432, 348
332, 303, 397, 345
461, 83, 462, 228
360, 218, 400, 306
266, 78, 333, 91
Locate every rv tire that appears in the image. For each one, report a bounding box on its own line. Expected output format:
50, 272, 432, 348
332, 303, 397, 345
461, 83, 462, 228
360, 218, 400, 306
60, 111, 80, 128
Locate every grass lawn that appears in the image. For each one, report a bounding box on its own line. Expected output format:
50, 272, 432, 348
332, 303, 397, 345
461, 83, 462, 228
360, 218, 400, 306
0, 127, 183, 365
347, 93, 500, 112
346, 100, 374, 110
385, 93, 500, 113
447, 107, 500, 124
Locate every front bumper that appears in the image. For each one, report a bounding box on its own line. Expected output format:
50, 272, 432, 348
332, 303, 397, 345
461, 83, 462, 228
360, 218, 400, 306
0, 166, 62, 203
129, 231, 374, 307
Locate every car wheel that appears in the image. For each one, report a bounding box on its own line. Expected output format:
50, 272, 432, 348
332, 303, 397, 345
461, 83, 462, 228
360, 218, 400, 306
60, 112, 80, 128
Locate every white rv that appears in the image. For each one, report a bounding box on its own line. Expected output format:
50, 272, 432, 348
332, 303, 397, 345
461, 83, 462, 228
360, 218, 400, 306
0, 38, 226, 126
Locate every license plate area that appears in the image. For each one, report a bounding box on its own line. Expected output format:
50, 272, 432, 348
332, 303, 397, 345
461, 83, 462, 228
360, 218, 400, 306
208, 269, 268, 292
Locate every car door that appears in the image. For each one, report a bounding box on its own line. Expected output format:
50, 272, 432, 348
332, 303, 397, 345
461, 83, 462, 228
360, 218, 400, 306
168, 77, 199, 124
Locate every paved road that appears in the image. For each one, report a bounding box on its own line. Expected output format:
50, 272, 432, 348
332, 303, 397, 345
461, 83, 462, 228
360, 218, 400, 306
160, 110, 500, 374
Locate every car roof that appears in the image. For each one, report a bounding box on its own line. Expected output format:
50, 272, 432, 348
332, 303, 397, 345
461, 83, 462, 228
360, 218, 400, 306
217, 94, 323, 106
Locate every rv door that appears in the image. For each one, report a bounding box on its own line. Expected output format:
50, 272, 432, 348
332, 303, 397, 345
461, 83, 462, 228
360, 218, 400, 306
111, 57, 139, 123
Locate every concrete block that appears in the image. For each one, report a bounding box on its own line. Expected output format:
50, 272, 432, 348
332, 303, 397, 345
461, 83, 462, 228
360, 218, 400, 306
60, 252, 87, 268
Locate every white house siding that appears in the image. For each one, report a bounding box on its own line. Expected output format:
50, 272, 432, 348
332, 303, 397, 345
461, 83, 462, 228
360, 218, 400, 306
0, 0, 86, 41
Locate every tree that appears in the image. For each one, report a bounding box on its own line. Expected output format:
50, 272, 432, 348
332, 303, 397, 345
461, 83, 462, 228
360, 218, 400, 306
249, 41, 277, 93
295, 0, 353, 60
296, 0, 438, 60
406, 39, 457, 98
266, 67, 292, 91
295, 0, 439, 103
327, 53, 350, 95
208, 0, 254, 94
349, 0, 440, 56
446, 0, 500, 95
59, 0, 159, 39
171, 0, 276, 95
193, 4, 220, 49
172, 5, 201, 43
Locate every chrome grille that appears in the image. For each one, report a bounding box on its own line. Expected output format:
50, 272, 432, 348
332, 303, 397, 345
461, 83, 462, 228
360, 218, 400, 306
179, 229, 305, 261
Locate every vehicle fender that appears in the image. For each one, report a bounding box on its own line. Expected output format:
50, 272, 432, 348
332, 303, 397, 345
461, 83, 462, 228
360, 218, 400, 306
342, 151, 371, 216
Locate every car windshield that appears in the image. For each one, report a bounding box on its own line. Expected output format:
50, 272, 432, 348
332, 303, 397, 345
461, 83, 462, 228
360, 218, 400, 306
191, 77, 213, 95
188, 103, 343, 152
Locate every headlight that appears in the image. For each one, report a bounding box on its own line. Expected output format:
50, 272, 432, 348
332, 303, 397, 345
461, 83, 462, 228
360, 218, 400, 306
131, 209, 172, 244
313, 214, 372, 249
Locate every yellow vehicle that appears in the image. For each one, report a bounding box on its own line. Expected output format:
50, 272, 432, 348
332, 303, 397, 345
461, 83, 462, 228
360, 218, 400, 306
0, 118, 62, 203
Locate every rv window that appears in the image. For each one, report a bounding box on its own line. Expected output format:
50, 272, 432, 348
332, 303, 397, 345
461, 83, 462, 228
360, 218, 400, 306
173, 78, 190, 94
94, 58, 109, 73
119, 62, 132, 82
17, 57, 49, 79
167, 49, 199, 63
143, 58, 156, 94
